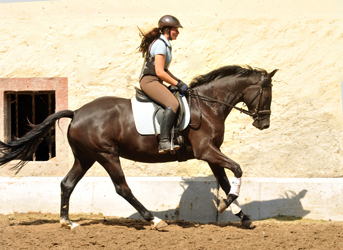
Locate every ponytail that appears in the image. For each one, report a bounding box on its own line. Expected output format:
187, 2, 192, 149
138, 27, 161, 57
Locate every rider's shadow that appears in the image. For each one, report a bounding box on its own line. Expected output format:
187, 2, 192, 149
128, 177, 219, 223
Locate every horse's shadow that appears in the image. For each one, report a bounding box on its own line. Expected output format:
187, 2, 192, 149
222, 189, 310, 222
128, 179, 310, 227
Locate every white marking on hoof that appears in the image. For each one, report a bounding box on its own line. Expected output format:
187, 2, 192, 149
151, 217, 168, 230
60, 219, 80, 230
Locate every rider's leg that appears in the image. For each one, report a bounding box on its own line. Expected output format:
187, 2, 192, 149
140, 76, 179, 113
140, 76, 180, 153
158, 107, 179, 153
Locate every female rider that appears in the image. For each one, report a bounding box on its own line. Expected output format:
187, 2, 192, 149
138, 15, 188, 154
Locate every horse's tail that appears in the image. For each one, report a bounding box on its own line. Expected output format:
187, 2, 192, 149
0, 110, 74, 173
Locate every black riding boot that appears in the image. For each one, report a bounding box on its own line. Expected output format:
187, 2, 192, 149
159, 107, 180, 154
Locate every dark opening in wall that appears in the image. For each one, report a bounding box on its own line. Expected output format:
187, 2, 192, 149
5, 91, 56, 161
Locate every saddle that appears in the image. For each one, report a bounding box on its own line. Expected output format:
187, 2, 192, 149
131, 87, 190, 159
135, 86, 186, 130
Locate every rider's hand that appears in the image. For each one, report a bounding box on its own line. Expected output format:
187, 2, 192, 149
177, 80, 189, 96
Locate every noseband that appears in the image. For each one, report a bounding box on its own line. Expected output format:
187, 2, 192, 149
187, 74, 271, 126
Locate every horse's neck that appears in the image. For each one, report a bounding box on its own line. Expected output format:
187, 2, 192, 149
199, 77, 248, 102
193, 77, 251, 120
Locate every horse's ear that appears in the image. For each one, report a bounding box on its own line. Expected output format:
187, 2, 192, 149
268, 69, 278, 79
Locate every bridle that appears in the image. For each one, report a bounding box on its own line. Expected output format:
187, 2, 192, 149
244, 75, 272, 121
187, 74, 271, 126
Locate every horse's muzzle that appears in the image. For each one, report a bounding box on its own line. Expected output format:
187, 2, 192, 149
252, 115, 270, 130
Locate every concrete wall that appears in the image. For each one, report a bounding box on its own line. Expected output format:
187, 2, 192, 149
0, 0, 343, 179
1, 177, 343, 222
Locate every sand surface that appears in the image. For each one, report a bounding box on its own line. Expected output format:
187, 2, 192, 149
0, 213, 342, 249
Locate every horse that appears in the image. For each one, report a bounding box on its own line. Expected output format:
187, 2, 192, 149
0, 65, 278, 230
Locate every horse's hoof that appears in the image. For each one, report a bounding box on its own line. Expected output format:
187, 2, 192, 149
218, 199, 229, 213
60, 219, 80, 230
241, 215, 254, 229
151, 217, 168, 230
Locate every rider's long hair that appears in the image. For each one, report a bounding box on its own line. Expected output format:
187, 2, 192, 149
138, 27, 161, 57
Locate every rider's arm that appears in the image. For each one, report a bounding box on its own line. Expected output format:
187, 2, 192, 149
166, 70, 179, 82
155, 54, 178, 86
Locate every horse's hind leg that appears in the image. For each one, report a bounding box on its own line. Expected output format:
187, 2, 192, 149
97, 151, 168, 230
60, 154, 95, 229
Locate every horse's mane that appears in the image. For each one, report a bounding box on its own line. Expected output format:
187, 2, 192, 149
189, 65, 267, 88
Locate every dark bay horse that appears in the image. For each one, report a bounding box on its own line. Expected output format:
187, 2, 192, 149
0, 65, 277, 229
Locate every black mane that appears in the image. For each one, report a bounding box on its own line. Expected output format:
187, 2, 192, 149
189, 65, 267, 88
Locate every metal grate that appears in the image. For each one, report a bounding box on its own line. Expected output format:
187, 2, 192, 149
5, 91, 56, 161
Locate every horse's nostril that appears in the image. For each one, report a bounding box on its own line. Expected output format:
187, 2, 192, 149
263, 124, 270, 129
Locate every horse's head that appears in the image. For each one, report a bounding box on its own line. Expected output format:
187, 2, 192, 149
243, 69, 278, 130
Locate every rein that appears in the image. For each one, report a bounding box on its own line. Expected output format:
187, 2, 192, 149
187, 75, 271, 127
188, 90, 253, 115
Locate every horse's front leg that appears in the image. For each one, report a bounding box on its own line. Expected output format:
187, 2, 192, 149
196, 144, 243, 211
209, 164, 251, 227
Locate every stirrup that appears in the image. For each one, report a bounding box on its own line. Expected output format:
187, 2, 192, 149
170, 126, 180, 153
170, 139, 180, 154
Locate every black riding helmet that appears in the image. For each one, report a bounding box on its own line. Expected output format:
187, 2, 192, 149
158, 15, 183, 40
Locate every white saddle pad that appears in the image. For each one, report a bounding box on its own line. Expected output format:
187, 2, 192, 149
131, 97, 190, 135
